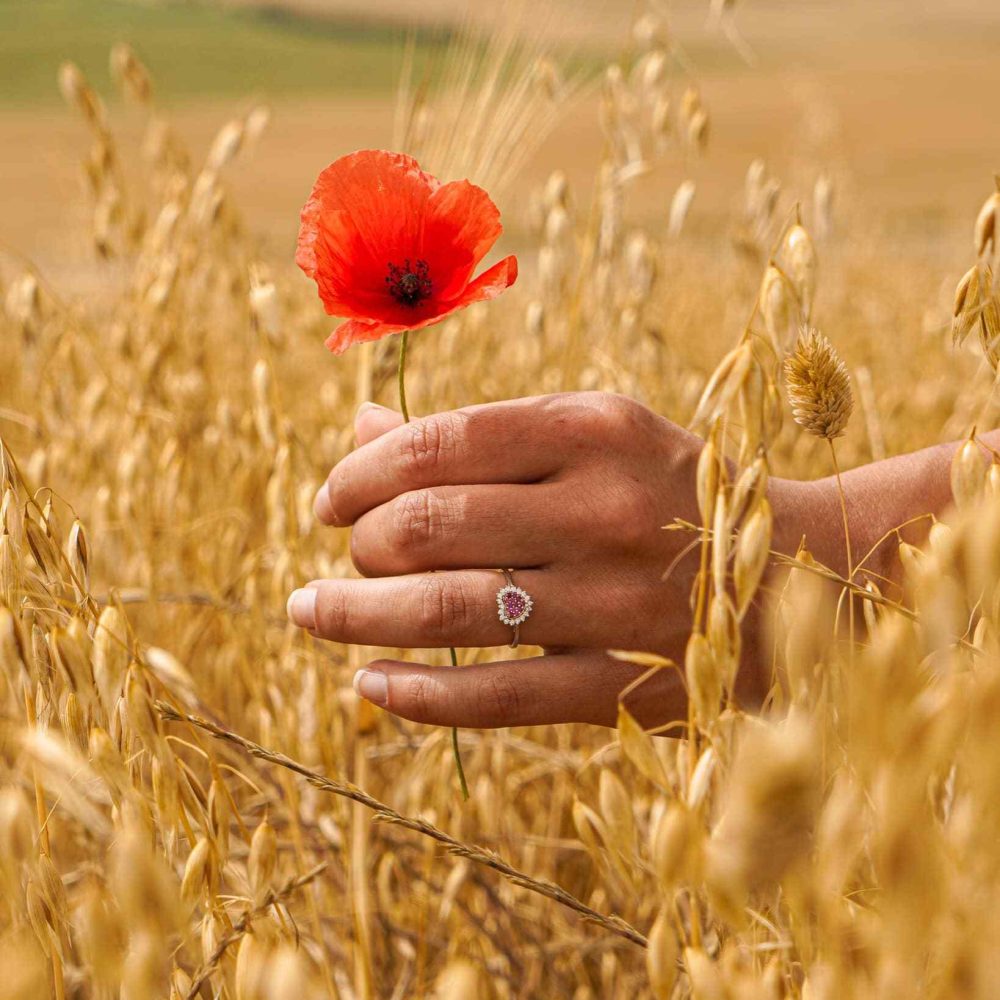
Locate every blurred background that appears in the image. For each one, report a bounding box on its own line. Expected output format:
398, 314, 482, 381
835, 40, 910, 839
3, 0, 999, 277
4, 4, 1000, 997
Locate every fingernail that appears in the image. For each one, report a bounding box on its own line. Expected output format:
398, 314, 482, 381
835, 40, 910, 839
286, 588, 317, 629
353, 668, 388, 707
356, 400, 389, 418
313, 482, 334, 524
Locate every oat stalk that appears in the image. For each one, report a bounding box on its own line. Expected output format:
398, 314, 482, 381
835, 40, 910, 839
157, 703, 647, 948
183, 862, 328, 1000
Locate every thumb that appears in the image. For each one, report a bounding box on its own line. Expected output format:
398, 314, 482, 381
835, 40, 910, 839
355, 401, 404, 446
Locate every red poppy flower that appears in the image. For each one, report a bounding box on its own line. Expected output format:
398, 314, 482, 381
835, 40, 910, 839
296, 149, 518, 354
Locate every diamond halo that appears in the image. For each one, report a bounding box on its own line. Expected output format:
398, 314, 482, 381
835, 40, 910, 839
496, 583, 533, 627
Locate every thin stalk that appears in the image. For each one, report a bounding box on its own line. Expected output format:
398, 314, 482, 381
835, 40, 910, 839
828, 441, 855, 651
24, 687, 64, 1000
157, 704, 647, 949
184, 863, 328, 1000
397, 329, 411, 423
397, 329, 468, 800
450, 646, 470, 800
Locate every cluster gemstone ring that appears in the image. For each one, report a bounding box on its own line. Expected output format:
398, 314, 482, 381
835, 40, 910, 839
496, 569, 533, 648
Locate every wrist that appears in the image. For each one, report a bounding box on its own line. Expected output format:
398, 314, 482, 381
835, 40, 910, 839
767, 475, 850, 568
769, 469, 909, 592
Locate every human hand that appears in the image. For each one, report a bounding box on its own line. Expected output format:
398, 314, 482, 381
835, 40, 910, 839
288, 392, 799, 729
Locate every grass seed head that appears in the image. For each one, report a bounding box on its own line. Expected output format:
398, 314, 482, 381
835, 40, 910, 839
783, 327, 853, 440
781, 223, 817, 319
646, 908, 679, 1000
974, 187, 1000, 258
760, 263, 797, 355
248, 816, 278, 901
733, 499, 772, 617
950, 434, 986, 509
668, 179, 696, 237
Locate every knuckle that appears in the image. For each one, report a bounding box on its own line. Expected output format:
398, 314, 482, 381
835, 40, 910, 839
418, 575, 470, 640
477, 672, 522, 721
406, 673, 435, 720
314, 587, 349, 638
596, 393, 645, 435
560, 392, 644, 449
392, 491, 440, 552
402, 415, 459, 477
569, 392, 608, 431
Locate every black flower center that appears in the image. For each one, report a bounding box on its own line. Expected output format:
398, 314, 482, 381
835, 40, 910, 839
386, 259, 432, 307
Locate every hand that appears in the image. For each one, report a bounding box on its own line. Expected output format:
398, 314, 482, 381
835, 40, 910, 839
288, 392, 799, 729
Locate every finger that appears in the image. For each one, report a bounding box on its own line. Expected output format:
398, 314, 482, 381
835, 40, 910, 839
351, 650, 687, 728
287, 570, 631, 649
355, 402, 404, 446
314, 398, 563, 527
349, 483, 566, 577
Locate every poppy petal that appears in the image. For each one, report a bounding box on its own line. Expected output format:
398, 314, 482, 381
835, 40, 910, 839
296, 150, 440, 317
323, 256, 518, 354
423, 180, 504, 301
324, 318, 404, 354
453, 254, 519, 307
324, 311, 443, 354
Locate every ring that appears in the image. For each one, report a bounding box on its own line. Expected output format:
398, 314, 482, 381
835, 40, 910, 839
496, 569, 533, 649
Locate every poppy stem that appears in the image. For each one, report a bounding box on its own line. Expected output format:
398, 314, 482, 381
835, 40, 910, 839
397, 327, 469, 802
449, 647, 470, 801
397, 329, 410, 423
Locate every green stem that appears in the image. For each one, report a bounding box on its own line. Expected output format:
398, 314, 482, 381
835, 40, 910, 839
397, 329, 410, 423
449, 647, 470, 801
397, 329, 468, 801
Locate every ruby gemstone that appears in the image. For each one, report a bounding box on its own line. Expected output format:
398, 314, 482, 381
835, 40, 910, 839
502, 591, 527, 619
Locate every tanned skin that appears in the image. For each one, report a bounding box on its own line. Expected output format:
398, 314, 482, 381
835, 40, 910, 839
286, 392, 985, 730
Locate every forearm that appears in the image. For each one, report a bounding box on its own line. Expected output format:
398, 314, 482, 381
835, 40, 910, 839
775, 432, 1000, 588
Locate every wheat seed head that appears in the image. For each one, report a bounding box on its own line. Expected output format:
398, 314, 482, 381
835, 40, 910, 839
783, 326, 854, 440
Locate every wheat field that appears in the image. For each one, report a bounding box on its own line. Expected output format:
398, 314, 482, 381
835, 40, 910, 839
3, 2, 1000, 998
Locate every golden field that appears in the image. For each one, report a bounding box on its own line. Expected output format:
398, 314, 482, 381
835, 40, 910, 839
3, 1, 1000, 997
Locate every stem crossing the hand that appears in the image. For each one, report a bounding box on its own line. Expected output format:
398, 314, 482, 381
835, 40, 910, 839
397, 328, 469, 801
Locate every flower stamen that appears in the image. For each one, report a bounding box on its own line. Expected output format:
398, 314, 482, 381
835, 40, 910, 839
386, 259, 432, 307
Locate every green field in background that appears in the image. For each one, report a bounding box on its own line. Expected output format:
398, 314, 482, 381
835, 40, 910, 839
0, 0, 456, 105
